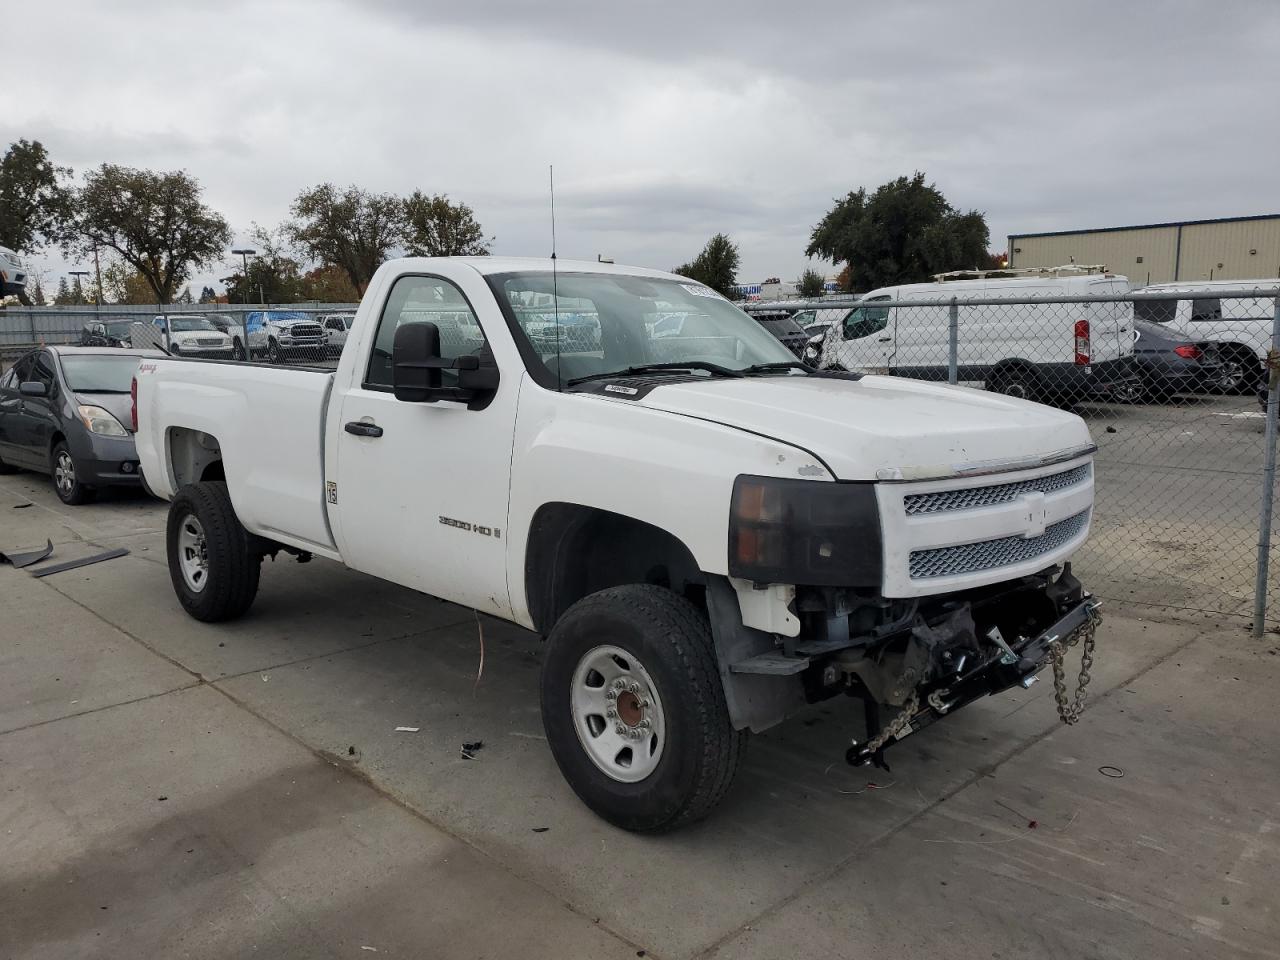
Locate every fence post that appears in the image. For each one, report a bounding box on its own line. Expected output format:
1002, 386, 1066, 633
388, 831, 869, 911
1252, 295, 1280, 638
947, 297, 958, 384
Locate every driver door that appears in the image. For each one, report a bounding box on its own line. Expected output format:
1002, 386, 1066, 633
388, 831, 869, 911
330, 272, 516, 618
827, 298, 893, 373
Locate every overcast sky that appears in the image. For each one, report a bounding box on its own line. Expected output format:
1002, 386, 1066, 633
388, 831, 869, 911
6, 0, 1279, 294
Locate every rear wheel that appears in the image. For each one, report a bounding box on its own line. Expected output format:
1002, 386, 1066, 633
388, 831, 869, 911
51, 441, 95, 505
1214, 347, 1262, 394
986, 366, 1041, 402
166, 481, 261, 622
540, 584, 745, 832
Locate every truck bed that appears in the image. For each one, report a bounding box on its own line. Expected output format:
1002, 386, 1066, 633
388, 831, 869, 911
134, 358, 337, 555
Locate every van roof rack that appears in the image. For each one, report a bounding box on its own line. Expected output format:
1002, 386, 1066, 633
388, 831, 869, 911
932, 264, 1113, 282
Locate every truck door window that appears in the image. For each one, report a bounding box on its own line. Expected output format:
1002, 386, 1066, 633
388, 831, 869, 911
365, 275, 490, 391
1190, 298, 1221, 322
842, 303, 890, 340
1134, 300, 1176, 324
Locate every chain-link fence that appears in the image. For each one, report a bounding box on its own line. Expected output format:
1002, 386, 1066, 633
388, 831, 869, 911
7, 286, 1280, 628
761, 282, 1280, 627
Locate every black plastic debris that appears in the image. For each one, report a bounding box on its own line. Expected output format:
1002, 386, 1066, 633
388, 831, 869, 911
0, 539, 53, 568
31, 547, 129, 578
460, 740, 484, 760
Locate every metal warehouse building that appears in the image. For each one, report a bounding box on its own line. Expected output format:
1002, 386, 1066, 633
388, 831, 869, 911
1007, 214, 1280, 285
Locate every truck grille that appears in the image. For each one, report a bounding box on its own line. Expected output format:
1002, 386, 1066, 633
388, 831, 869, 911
196, 337, 224, 346
288, 323, 324, 339
908, 509, 1090, 580
903, 463, 1091, 516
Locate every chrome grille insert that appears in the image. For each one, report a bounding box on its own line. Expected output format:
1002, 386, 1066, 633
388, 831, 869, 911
908, 509, 1090, 580
903, 463, 1091, 516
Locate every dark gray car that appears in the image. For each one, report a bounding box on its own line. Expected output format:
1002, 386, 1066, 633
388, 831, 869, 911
0, 346, 156, 504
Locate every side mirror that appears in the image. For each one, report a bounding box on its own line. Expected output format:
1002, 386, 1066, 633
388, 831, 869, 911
392, 322, 499, 408
19, 381, 47, 398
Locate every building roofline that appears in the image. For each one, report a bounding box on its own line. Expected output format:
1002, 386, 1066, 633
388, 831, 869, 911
1009, 213, 1280, 241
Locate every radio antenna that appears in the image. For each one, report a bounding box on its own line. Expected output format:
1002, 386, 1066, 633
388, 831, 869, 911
550, 165, 562, 391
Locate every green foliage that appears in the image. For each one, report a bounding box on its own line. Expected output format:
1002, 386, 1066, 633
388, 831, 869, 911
0, 139, 73, 254
224, 225, 305, 304
29, 278, 46, 306
75, 164, 231, 304
401, 191, 490, 257
673, 233, 740, 298
797, 267, 826, 298
300, 264, 360, 302
286, 183, 401, 296
198, 286, 217, 303
806, 173, 990, 291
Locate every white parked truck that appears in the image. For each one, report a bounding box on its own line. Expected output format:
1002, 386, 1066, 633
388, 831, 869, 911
133, 257, 1103, 831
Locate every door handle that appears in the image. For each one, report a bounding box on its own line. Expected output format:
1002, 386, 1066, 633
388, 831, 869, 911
344, 420, 383, 438
877, 336, 892, 342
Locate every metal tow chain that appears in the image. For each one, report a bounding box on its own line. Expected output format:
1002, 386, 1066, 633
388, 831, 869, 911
865, 690, 920, 754
1049, 607, 1101, 725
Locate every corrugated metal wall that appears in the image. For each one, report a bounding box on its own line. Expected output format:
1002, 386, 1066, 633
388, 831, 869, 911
1009, 217, 1280, 285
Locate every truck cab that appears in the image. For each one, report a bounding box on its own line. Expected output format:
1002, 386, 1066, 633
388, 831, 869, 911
134, 257, 1102, 831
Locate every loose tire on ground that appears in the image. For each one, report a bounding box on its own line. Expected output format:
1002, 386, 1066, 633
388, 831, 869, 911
166, 481, 261, 622
51, 440, 95, 504
540, 584, 745, 832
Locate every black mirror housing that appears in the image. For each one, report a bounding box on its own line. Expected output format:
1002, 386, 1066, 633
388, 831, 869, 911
392, 322, 499, 409
19, 381, 48, 398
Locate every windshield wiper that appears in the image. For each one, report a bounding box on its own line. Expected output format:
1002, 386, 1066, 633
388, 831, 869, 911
740, 360, 811, 375
567, 361, 745, 386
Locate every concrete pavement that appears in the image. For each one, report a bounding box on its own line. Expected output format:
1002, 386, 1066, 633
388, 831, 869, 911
2, 472, 1279, 959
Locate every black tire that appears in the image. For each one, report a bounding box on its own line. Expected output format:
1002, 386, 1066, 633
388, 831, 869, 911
1214, 347, 1263, 395
232, 338, 247, 361
540, 584, 745, 832
51, 441, 96, 505
987, 366, 1041, 402
166, 481, 261, 622
267, 339, 282, 364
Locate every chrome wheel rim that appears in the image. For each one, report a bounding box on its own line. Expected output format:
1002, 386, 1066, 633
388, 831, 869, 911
54, 451, 75, 495
177, 513, 210, 593
1217, 361, 1244, 392
570, 644, 666, 783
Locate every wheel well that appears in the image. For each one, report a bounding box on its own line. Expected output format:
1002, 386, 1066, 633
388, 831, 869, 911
167, 427, 223, 488
49, 430, 66, 452
524, 503, 705, 634
988, 359, 1038, 380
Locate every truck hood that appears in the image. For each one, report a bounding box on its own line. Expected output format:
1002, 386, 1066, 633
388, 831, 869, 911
634, 375, 1093, 481
169, 330, 227, 342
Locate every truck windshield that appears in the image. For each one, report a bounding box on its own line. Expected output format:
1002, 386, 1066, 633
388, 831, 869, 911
169, 318, 216, 332
491, 272, 799, 386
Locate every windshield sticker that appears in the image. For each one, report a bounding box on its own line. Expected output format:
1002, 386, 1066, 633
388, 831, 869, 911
681, 284, 723, 300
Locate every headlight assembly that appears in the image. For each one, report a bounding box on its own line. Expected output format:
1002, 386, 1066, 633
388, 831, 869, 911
78, 404, 128, 437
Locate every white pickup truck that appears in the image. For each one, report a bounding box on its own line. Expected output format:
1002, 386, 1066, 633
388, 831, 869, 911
134, 257, 1102, 831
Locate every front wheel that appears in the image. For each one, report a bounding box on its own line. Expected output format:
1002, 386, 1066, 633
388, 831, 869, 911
267, 339, 283, 364
232, 338, 247, 361
540, 585, 745, 832
51, 441, 95, 505
166, 481, 261, 622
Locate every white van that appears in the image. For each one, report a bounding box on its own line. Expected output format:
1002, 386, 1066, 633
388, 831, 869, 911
815, 267, 1139, 403
1135, 280, 1278, 392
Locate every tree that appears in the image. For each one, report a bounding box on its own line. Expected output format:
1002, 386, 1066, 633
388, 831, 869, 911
74, 164, 231, 304
806, 173, 990, 291
797, 267, 826, 298
70, 276, 87, 305
53, 277, 72, 305
101, 258, 160, 304
177, 285, 193, 304
223, 225, 305, 304
198, 285, 217, 303
673, 233, 740, 298
286, 184, 401, 296
300, 263, 360, 302
401, 191, 491, 257
29, 278, 46, 305
0, 139, 74, 305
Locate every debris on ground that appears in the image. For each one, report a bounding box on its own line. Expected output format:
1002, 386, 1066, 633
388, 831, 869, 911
30, 547, 129, 578
461, 740, 484, 760
12, 502, 32, 509
1098, 764, 1124, 778
394, 726, 420, 733
0, 539, 53, 568
531, 827, 550, 833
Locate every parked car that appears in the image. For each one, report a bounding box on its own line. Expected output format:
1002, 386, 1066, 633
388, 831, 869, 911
1131, 320, 1222, 401
150, 315, 236, 358
135, 256, 1101, 831
748, 310, 810, 357
318, 313, 356, 356
790, 308, 844, 339
78, 318, 138, 348
0, 346, 155, 503
814, 267, 1140, 404
1134, 280, 1278, 393
244, 311, 328, 363
0, 245, 28, 297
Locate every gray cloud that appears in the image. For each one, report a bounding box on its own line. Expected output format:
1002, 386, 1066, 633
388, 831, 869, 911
5, 0, 1279, 291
